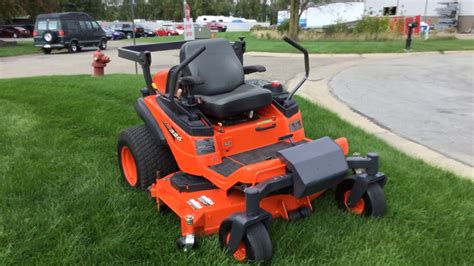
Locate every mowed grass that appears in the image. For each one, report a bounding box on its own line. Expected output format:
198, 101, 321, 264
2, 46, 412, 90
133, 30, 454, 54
0, 75, 473, 264
0, 40, 39, 57
140, 31, 474, 54
1, 32, 473, 58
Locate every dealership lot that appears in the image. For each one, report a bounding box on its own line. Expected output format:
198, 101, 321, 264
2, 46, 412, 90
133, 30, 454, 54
1, 41, 472, 169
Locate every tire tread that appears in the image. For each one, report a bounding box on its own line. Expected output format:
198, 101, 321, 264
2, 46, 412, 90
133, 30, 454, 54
118, 125, 178, 190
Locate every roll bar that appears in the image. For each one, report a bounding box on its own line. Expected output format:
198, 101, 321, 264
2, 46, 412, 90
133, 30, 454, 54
282, 37, 309, 106
118, 41, 187, 93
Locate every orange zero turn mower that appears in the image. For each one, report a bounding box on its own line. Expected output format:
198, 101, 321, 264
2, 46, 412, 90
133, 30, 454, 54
117, 37, 388, 263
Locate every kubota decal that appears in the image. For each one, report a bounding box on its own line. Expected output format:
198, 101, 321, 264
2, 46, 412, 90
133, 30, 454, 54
163, 121, 183, 142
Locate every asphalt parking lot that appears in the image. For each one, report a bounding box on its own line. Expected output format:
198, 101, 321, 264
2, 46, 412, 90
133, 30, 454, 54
330, 53, 474, 166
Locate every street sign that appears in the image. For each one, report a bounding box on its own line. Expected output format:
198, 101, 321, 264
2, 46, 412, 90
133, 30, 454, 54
183, 0, 195, 41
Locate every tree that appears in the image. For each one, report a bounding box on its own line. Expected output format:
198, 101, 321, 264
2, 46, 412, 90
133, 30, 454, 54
0, 0, 58, 23
288, 0, 309, 40
59, 0, 105, 18
267, 0, 291, 25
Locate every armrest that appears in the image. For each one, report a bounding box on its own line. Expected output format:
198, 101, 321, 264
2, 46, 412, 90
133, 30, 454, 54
243, 65, 266, 75
179, 76, 205, 87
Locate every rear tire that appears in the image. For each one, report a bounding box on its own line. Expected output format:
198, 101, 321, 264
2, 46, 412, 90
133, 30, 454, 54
99, 39, 107, 50
118, 125, 178, 190
68, 41, 79, 53
42, 48, 52, 54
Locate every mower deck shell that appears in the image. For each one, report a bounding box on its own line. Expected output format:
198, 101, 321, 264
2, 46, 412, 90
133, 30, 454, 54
150, 174, 322, 236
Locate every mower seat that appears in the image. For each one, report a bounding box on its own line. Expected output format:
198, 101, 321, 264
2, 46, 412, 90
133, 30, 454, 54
180, 38, 272, 118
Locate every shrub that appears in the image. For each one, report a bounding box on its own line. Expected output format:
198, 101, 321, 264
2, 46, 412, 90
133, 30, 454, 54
250, 25, 269, 32
354, 16, 390, 35
324, 22, 350, 35
277, 20, 290, 34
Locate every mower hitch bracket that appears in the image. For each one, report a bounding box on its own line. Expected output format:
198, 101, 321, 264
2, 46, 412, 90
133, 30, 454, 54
346, 152, 379, 176
345, 153, 388, 207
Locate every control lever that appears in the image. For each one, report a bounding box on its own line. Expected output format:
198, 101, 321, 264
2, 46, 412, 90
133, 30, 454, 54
282, 37, 309, 106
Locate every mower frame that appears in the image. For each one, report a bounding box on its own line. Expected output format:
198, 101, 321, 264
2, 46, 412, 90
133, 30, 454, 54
117, 37, 388, 262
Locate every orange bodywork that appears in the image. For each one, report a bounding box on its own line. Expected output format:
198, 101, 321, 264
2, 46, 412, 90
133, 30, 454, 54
152, 70, 169, 95
145, 71, 348, 237
150, 177, 322, 236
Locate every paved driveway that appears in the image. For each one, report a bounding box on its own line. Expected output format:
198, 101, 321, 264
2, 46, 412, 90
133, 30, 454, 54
330, 53, 474, 166
0, 40, 352, 83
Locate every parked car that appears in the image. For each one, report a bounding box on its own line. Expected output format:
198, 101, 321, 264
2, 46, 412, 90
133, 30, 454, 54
0, 26, 31, 38
141, 26, 156, 37
110, 23, 144, 38
175, 24, 184, 35
205, 21, 227, 32
104, 26, 125, 40
17, 24, 35, 34
112, 31, 126, 40
33, 12, 107, 54
155, 27, 179, 36
104, 27, 113, 40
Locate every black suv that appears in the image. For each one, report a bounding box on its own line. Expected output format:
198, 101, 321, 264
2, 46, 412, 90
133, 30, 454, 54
110, 23, 144, 39
34, 12, 107, 54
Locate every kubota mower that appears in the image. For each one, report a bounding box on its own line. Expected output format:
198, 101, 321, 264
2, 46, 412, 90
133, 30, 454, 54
117, 37, 387, 263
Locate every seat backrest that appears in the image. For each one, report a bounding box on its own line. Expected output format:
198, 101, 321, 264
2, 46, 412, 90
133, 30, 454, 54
180, 38, 244, 96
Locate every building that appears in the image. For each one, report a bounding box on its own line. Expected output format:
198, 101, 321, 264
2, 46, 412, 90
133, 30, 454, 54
278, 2, 365, 28
363, 0, 474, 32
278, 0, 473, 32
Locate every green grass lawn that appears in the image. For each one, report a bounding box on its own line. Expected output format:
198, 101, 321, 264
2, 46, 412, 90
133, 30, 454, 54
0, 40, 39, 57
0, 75, 473, 264
139, 32, 474, 53
1, 32, 473, 58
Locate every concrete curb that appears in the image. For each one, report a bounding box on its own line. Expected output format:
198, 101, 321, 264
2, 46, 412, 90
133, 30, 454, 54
287, 55, 474, 181
246, 50, 474, 58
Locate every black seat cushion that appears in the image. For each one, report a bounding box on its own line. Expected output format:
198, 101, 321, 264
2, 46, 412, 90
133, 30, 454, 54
180, 38, 244, 96
197, 83, 272, 118
180, 39, 273, 118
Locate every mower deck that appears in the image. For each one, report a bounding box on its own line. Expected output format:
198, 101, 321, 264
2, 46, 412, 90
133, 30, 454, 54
150, 173, 320, 236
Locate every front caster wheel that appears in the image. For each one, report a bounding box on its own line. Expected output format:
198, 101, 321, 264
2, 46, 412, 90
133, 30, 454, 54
176, 235, 198, 251
219, 221, 272, 263
336, 180, 386, 217
298, 206, 312, 218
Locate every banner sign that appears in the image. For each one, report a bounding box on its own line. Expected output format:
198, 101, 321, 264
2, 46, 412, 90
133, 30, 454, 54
183, 0, 195, 40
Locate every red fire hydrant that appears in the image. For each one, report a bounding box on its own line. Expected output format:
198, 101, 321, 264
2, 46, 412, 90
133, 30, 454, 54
92, 50, 111, 76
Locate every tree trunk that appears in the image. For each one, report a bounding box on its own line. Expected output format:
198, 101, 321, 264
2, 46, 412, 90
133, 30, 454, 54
288, 0, 300, 41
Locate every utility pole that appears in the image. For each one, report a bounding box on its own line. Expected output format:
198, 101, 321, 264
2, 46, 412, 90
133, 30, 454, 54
424, 0, 429, 20
396, 0, 400, 16
131, 0, 137, 74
